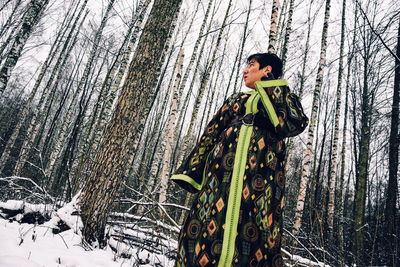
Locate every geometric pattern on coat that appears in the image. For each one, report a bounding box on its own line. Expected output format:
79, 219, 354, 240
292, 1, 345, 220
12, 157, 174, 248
172, 81, 308, 267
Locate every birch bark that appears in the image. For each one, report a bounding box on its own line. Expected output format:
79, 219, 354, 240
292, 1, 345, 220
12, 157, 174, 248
12, 3, 89, 176
292, 0, 331, 237
158, 49, 184, 205
327, 0, 346, 236
0, 0, 84, 174
268, 0, 279, 53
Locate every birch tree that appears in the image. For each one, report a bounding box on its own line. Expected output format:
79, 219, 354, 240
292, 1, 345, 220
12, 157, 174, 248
80, 0, 151, 180
268, 0, 279, 53
327, 0, 346, 236
280, 0, 295, 73
12, 1, 89, 177
158, 49, 184, 206
292, 0, 332, 237
337, 8, 356, 263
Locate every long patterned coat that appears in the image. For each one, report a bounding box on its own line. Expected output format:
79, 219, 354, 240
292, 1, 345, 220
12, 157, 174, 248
171, 80, 309, 267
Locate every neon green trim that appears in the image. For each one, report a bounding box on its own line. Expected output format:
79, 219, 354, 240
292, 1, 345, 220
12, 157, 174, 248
254, 80, 288, 128
171, 174, 202, 191
172, 148, 213, 192
218, 93, 260, 267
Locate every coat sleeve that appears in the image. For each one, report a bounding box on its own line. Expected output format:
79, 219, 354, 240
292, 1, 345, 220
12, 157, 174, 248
255, 79, 309, 138
171, 94, 235, 193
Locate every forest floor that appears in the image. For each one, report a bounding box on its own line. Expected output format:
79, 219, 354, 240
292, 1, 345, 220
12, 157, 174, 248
0, 217, 174, 267
0, 198, 327, 267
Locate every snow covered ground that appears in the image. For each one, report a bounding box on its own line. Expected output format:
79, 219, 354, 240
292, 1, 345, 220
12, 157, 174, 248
0, 199, 328, 267
0, 218, 174, 267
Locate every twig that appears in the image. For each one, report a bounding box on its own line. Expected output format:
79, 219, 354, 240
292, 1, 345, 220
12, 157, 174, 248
353, 0, 400, 63
283, 228, 321, 264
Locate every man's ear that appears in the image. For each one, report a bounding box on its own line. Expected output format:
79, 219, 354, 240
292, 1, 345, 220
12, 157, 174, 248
262, 65, 272, 76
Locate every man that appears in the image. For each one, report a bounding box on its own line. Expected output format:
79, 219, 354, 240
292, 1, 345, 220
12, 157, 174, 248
172, 53, 308, 266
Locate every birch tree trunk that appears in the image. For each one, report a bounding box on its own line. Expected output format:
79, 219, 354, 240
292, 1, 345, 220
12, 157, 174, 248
158, 49, 184, 206
0, 0, 49, 95
283, 0, 313, 175
0, 0, 22, 42
72, 0, 151, 189
327, 0, 346, 236
146, 1, 200, 201
292, 0, 331, 237
337, 21, 354, 264
79, 0, 183, 246
172, 0, 213, 152
233, 0, 252, 92
268, 0, 279, 53
281, 0, 295, 74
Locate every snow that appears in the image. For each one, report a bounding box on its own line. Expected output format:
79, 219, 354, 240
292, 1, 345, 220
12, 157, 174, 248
46, 194, 82, 235
0, 219, 175, 267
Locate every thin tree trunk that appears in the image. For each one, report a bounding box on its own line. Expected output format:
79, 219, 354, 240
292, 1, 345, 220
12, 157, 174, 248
281, 0, 295, 74
171, 0, 214, 168
327, 0, 346, 237
12, 5, 89, 176
233, 0, 252, 92
83, 0, 151, 172
337, 30, 353, 266
0, 0, 22, 41
72, 0, 150, 189
268, 0, 279, 53
158, 49, 184, 205
292, 0, 331, 237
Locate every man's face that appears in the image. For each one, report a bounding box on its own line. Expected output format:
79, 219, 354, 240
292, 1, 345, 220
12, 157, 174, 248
242, 59, 271, 89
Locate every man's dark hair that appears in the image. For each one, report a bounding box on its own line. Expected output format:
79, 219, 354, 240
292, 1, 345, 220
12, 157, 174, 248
247, 53, 283, 78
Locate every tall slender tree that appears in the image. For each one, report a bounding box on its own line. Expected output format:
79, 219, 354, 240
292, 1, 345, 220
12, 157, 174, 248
158, 49, 184, 206
268, 0, 279, 53
0, 0, 84, 174
292, 0, 332, 237
327, 0, 347, 236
